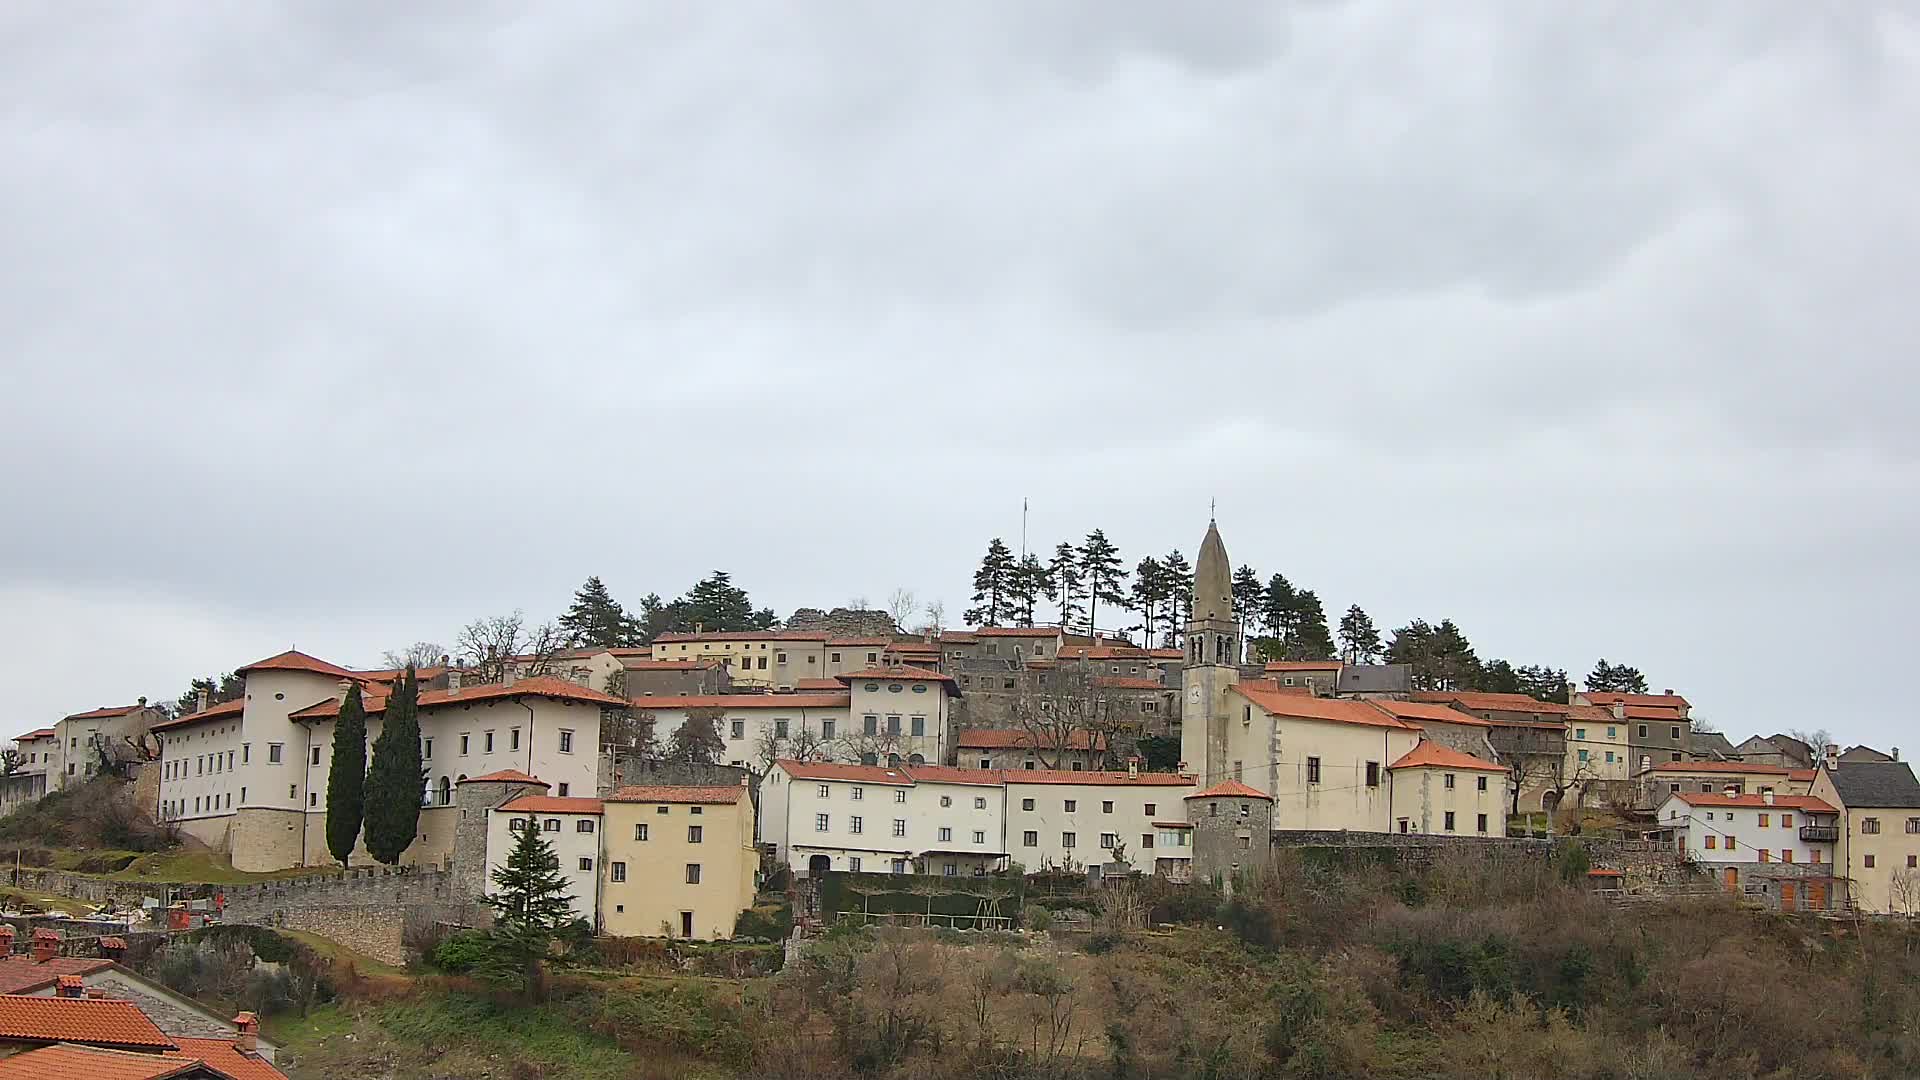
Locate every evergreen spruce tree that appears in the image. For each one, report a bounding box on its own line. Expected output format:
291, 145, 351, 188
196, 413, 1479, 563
965, 538, 1016, 626
324, 683, 368, 867
558, 575, 640, 647
1160, 549, 1193, 645
1129, 556, 1168, 646
1338, 605, 1383, 663
1006, 554, 1050, 627
1587, 659, 1649, 694
679, 571, 777, 632
1231, 565, 1264, 629
1286, 589, 1335, 660
1262, 573, 1298, 644
479, 819, 578, 1001
1078, 530, 1127, 638
667, 710, 725, 764
363, 666, 425, 865
1048, 542, 1084, 631
1477, 659, 1523, 694
1516, 664, 1571, 704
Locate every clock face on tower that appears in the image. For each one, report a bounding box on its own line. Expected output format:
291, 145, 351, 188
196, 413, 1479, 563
1187, 686, 1202, 707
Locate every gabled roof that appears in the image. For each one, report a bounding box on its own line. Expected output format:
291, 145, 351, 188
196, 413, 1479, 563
498, 796, 603, 815
1232, 682, 1418, 731
775, 760, 913, 785
826, 637, 894, 648
606, 785, 748, 805
289, 677, 626, 721
14, 728, 55, 742
61, 705, 150, 723
955, 729, 1104, 752
1649, 761, 1789, 776
0, 956, 115, 995
0, 994, 174, 1050
898, 765, 1005, 788
620, 692, 851, 711
1003, 769, 1192, 787
1262, 661, 1342, 673
1822, 761, 1920, 808
1185, 779, 1271, 801
1585, 691, 1690, 710
168, 1037, 290, 1080
1669, 792, 1837, 812
456, 770, 548, 787
618, 658, 722, 671
1389, 741, 1507, 773
791, 678, 844, 691
836, 666, 960, 695
149, 699, 246, 733
1412, 690, 1572, 717
233, 650, 356, 680
651, 631, 828, 643
1367, 700, 1493, 728
0, 1044, 221, 1080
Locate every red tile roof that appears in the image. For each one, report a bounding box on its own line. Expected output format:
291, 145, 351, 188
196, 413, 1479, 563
827, 637, 894, 648
1585, 691, 1690, 709
972, 627, 1062, 638
168, 1038, 290, 1080
1092, 677, 1164, 691
1004, 769, 1192, 787
1649, 761, 1790, 775
836, 665, 958, 686
792, 678, 845, 691
0, 1044, 210, 1080
618, 658, 721, 671
289, 676, 626, 720
775, 760, 913, 785
1672, 792, 1836, 812
0, 956, 115, 995
604, 785, 748, 805
623, 693, 851, 711
234, 649, 356, 680
1232, 682, 1418, 731
1788, 769, 1818, 783
651, 631, 829, 643
498, 796, 604, 815
0, 994, 174, 1050
14, 728, 55, 742
955, 729, 1104, 752
149, 699, 246, 733
1367, 700, 1494, 728
1186, 779, 1272, 801
456, 770, 548, 787
899, 765, 1005, 788
96, 938, 126, 952
61, 706, 149, 722
1262, 661, 1342, 672
1621, 705, 1686, 721
1390, 741, 1508, 773
1412, 691, 1572, 717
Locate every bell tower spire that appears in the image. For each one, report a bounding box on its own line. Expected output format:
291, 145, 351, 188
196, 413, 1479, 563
1180, 517, 1242, 785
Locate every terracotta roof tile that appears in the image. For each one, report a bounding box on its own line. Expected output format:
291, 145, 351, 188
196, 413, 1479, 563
1389, 741, 1507, 773
604, 785, 747, 805
61, 706, 149, 722
826, 637, 894, 647
149, 699, 246, 732
1649, 761, 1790, 775
168, 1037, 290, 1080
289, 676, 626, 720
775, 760, 914, 785
617, 658, 721, 671
233, 649, 356, 679
1233, 683, 1418, 731
14, 728, 55, 741
0, 994, 174, 1049
0, 956, 112, 995
899, 765, 1005, 787
1003, 769, 1192, 787
1186, 779, 1272, 801
791, 678, 845, 691
651, 631, 829, 643
622, 692, 850, 711
836, 665, 957, 684
1585, 691, 1690, 709
1412, 690, 1572, 716
456, 770, 548, 787
1672, 792, 1836, 812
498, 796, 604, 814
1367, 700, 1494, 728
0, 1044, 211, 1080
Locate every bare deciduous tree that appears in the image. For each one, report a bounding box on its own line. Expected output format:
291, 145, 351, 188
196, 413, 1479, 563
886, 588, 917, 631
455, 611, 568, 684
1010, 666, 1124, 770
920, 600, 946, 637
381, 641, 446, 671
0, 748, 21, 777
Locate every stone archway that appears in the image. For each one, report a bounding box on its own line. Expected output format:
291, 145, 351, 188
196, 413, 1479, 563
808, 854, 832, 878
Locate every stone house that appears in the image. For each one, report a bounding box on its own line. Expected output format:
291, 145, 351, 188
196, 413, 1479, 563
1261, 660, 1341, 696
1635, 760, 1794, 810
1413, 691, 1569, 813
1185, 779, 1272, 889
1656, 790, 1841, 910
954, 728, 1105, 772
1386, 741, 1509, 837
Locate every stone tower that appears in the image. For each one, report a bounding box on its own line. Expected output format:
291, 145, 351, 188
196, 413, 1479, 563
1180, 518, 1241, 786
1185, 779, 1274, 892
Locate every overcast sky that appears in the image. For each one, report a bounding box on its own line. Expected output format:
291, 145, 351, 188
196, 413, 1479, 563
3, 4, 1915, 750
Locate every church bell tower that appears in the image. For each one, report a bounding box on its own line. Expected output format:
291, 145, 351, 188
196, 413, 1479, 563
1179, 518, 1241, 786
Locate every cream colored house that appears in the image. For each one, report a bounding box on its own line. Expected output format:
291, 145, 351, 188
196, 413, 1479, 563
1214, 681, 1423, 832
1809, 759, 1920, 915
627, 691, 851, 770
3, 728, 57, 809
761, 760, 1010, 877
48, 702, 167, 788
647, 631, 893, 689
489, 795, 604, 926
842, 665, 958, 766
1386, 741, 1509, 836
1004, 768, 1195, 872
1564, 703, 1631, 784
600, 784, 758, 939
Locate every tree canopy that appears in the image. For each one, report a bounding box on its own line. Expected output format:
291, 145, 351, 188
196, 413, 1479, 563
324, 683, 368, 867
966, 538, 1016, 627
1587, 659, 1650, 694
362, 667, 424, 865
558, 575, 642, 648
478, 819, 581, 1001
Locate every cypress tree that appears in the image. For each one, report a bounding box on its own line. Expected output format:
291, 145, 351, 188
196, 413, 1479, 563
363, 666, 425, 865
324, 683, 368, 866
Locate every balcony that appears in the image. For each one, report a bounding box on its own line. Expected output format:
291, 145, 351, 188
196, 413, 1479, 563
1799, 825, 1839, 843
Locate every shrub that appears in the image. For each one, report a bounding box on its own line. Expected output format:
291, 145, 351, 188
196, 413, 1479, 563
430, 930, 494, 974
733, 903, 792, 941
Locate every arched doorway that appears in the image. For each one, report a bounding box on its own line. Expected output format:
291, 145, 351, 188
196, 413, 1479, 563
908, 754, 926, 766
887, 753, 902, 767
438, 776, 452, 805
808, 854, 831, 878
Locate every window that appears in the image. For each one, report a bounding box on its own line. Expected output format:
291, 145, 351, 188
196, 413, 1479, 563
1910, 854, 1918, 868
1023, 830, 1038, 847
1638, 725, 1648, 739
577, 820, 595, 833
1863, 854, 1875, 868
1102, 801, 1114, 814
731, 720, 746, 739
1575, 728, 1586, 741
863, 715, 878, 735
690, 806, 702, 814
776, 652, 787, 664
940, 795, 952, 807
1670, 726, 1681, 741
818, 785, 832, 798
268, 743, 283, 764
459, 734, 471, 755
1782, 849, 1795, 863
1477, 814, 1488, 834
1758, 849, 1770, 863
893, 790, 906, 804
1781, 814, 1793, 828
1022, 798, 1035, 811
610, 862, 626, 882
943, 863, 957, 877
1578, 749, 1589, 763
1907, 818, 1920, 834
484, 731, 495, 753
1444, 811, 1456, 832
1705, 836, 1717, 850
775, 719, 789, 739
288, 785, 297, 799
973, 830, 985, 844
892, 819, 906, 837
577, 857, 593, 871
974, 796, 987, 809
1862, 817, 1881, 834
544, 819, 560, 832
1477, 775, 1488, 792
1725, 836, 1736, 851
821, 719, 837, 740
556, 729, 574, 753
815, 813, 830, 832
510, 728, 520, 750
848, 857, 862, 872
423, 738, 433, 759
1144, 803, 1157, 816
938, 827, 952, 842
311, 746, 322, 766
558, 782, 571, 797
886, 716, 901, 735
757, 657, 767, 670
1605, 752, 1615, 764
1365, 762, 1380, 787
1100, 833, 1117, 849
1811, 849, 1823, 864
1758, 813, 1769, 828
1064, 800, 1077, 812
685, 864, 702, 884
688, 825, 703, 843
1307, 757, 1321, 784
850, 816, 863, 834
1444, 773, 1456, 790
634, 823, 649, 841
1062, 832, 1076, 849
850, 787, 863, 800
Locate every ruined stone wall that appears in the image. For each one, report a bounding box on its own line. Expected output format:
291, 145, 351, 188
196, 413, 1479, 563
783, 608, 900, 637
219, 867, 456, 967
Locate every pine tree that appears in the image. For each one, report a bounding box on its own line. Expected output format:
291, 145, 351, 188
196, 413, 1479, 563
1386, 619, 1482, 692
558, 576, 640, 648
667, 710, 725, 764
1338, 605, 1383, 663
1048, 542, 1084, 631
1262, 574, 1298, 643
1129, 556, 1168, 646
1286, 590, 1335, 661
1587, 659, 1649, 694
1160, 549, 1193, 646
363, 667, 425, 865
1231, 566, 1264, 630
1007, 555, 1050, 627
325, 683, 368, 867
679, 572, 777, 632
1516, 664, 1571, 704
478, 819, 578, 1000
1477, 659, 1523, 694
1078, 530, 1127, 637
965, 538, 1016, 627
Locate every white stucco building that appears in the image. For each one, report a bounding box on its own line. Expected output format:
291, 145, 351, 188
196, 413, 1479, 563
1659, 790, 1840, 870
763, 760, 1008, 877
489, 794, 605, 927
1005, 768, 1197, 871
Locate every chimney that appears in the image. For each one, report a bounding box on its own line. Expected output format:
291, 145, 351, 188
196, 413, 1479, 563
84, 987, 108, 999
336, 679, 352, 705
1894, 747, 1901, 762
98, 936, 126, 963
1565, 681, 1578, 704
1128, 756, 1140, 779
447, 667, 463, 696
55, 974, 84, 998
0, 925, 16, 954
232, 1012, 259, 1055
196, 688, 210, 714
32, 929, 60, 963
1611, 702, 1625, 720
1663, 688, 1674, 697
503, 662, 518, 688
440, 652, 450, 670
1763, 790, 1775, 805
1723, 784, 1739, 799
136, 696, 146, 707
1825, 743, 1840, 768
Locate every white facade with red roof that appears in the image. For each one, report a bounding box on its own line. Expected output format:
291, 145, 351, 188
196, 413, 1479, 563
1659, 790, 1841, 907
763, 759, 1009, 877
488, 794, 605, 926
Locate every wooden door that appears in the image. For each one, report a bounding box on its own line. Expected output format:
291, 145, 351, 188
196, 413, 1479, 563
1780, 881, 1797, 911
1722, 867, 1738, 892
1806, 881, 1827, 910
